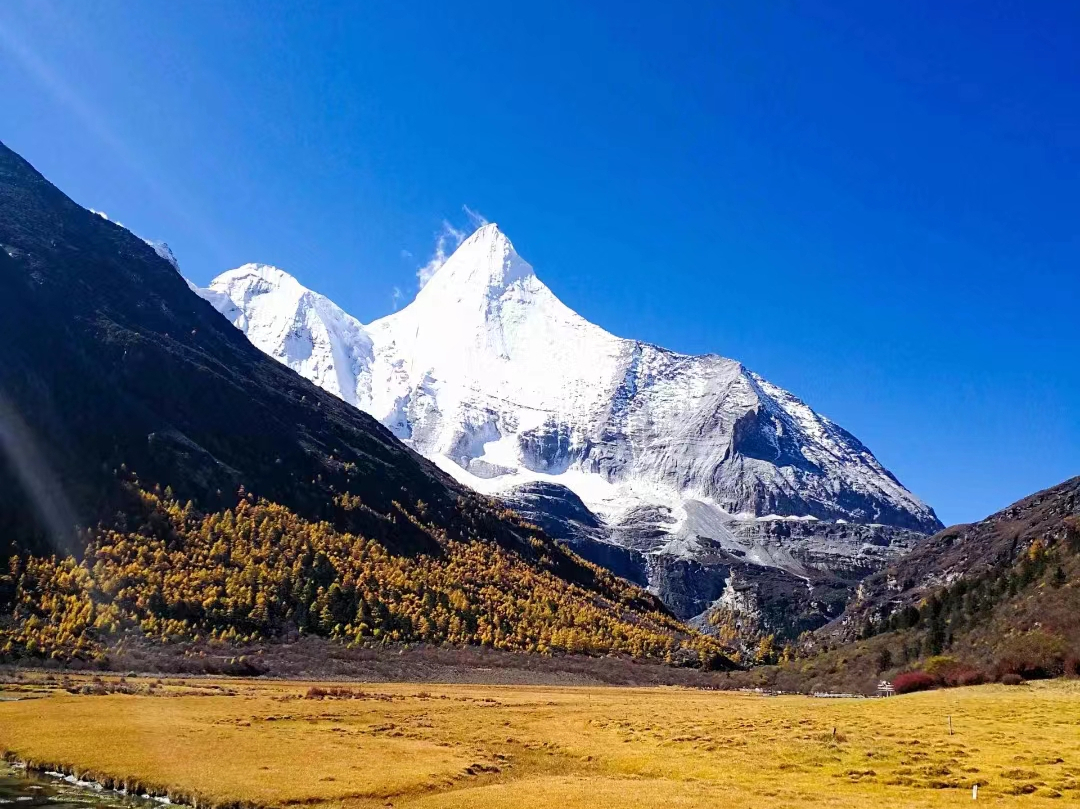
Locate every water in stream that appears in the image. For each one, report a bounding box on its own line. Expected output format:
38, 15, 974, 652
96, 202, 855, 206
0, 764, 162, 809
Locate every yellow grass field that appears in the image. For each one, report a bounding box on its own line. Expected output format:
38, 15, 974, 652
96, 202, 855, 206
2, 675, 1079, 808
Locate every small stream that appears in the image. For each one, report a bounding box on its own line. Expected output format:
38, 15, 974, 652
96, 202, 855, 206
0, 764, 163, 809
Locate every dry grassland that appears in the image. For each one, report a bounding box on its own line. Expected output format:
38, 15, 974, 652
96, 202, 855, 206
1, 674, 1079, 808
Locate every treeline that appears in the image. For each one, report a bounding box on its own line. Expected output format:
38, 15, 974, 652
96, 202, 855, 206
0, 481, 729, 668
854, 515, 1080, 678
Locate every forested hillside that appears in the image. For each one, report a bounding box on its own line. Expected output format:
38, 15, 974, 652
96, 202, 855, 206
2, 477, 725, 665
831, 478, 1080, 682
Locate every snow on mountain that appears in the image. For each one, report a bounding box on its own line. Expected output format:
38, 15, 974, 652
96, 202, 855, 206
198, 264, 373, 406
146, 240, 180, 272
192, 223, 941, 625
87, 209, 181, 273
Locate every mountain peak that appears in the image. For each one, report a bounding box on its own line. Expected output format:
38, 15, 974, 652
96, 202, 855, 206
214, 262, 301, 292
419, 222, 536, 299
200, 223, 941, 540
466, 220, 505, 242
457, 222, 510, 253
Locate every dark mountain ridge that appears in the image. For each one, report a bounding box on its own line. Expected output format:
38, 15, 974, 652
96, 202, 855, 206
0, 139, 464, 557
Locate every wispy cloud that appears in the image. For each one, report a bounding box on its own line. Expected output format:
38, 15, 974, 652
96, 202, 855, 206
463, 204, 489, 229
416, 220, 467, 289
415, 206, 489, 289
391, 285, 403, 310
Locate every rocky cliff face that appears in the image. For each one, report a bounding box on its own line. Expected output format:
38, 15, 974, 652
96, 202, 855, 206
500, 479, 924, 631
194, 223, 941, 635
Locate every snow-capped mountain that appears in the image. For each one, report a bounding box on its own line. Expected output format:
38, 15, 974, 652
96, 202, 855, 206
193, 223, 941, 630
192, 265, 374, 407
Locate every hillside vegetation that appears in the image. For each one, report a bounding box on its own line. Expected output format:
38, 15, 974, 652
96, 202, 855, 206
0, 478, 727, 667
835, 481, 1080, 686
849, 514, 1080, 677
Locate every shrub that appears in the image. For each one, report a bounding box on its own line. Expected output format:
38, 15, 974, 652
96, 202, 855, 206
1001, 673, 1025, 686
893, 670, 937, 694
952, 668, 985, 687
994, 631, 1067, 680
1064, 656, 1080, 678
923, 656, 985, 687
923, 655, 959, 678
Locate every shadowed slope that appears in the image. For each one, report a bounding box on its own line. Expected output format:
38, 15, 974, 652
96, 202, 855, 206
0, 140, 467, 556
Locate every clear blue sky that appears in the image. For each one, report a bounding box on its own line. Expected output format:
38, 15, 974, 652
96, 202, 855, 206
2, 1, 1077, 525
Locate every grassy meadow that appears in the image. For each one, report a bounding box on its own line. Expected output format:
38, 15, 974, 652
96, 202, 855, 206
1, 674, 1079, 808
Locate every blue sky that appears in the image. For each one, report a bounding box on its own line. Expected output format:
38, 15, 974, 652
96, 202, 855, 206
1, 0, 1077, 525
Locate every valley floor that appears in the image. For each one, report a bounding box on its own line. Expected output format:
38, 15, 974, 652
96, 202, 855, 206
1, 673, 1078, 808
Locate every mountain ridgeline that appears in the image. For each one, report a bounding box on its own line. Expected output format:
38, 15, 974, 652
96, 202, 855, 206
194, 222, 942, 640
0, 141, 729, 668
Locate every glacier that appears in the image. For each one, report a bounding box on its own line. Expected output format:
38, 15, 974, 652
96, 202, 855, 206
192, 223, 941, 633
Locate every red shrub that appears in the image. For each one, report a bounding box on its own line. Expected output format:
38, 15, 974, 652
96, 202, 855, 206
892, 670, 937, 694
952, 668, 986, 687
925, 656, 985, 687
